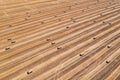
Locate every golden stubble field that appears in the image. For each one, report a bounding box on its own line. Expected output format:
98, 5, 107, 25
0, 0, 120, 80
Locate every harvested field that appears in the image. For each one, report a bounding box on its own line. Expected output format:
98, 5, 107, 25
0, 0, 120, 80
